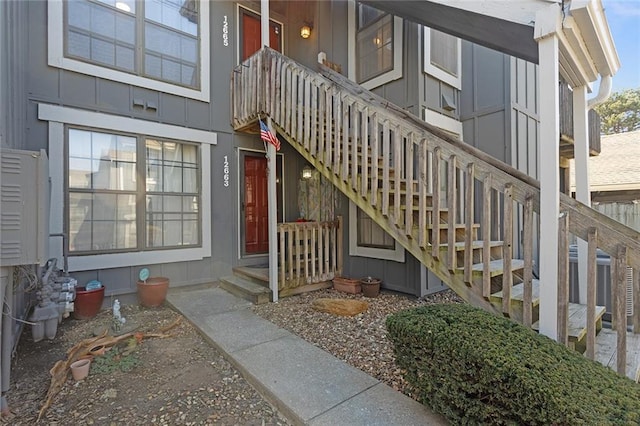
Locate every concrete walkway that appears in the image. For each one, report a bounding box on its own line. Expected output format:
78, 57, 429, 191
166, 285, 447, 426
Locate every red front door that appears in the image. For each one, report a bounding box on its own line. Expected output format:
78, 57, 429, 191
244, 155, 269, 254
241, 10, 282, 62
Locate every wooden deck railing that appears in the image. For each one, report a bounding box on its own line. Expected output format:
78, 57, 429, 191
231, 47, 640, 376
277, 217, 342, 293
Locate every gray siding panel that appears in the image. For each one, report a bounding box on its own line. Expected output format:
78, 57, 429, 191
97, 80, 132, 114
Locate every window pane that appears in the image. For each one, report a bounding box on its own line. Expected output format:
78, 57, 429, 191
93, 193, 117, 221
358, 4, 385, 29
183, 196, 198, 213
163, 195, 182, 212
69, 158, 92, 188
144, 22, 198, 86
183, 168, 197, 192
183, 220, 198, 245
430, 29, 458, 77
145, 0, 198, 36
163, 220, 182, 246
357, 14, 393, 83
357, 208, 394, 249
147, 221, 163, 247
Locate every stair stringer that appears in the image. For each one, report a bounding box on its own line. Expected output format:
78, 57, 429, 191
270, 120, 502, 315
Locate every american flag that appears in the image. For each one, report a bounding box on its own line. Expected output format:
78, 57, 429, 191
259, 119, 280, 151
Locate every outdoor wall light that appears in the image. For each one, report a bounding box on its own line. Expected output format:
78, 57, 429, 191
302, 165, 313, 179
300, 23, 312, 39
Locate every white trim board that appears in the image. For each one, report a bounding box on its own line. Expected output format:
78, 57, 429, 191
38, 104, 217, 145
47, 0, 211, 102
39, 103, 214, 272
424, 109, 463, 137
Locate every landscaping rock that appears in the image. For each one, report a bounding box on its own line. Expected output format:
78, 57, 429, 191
311, 298, 369, 316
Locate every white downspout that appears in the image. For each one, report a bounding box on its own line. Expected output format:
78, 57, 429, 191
587, 74, 612, 110
575, 74, 612, 304
261, 0, 278, 303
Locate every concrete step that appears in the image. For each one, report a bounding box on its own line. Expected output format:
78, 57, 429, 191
219, 275, 271, 305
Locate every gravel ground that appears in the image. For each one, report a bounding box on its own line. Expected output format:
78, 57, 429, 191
252, 288, 463, 398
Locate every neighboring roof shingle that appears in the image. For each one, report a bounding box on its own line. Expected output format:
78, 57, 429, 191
571, 129, 640, 191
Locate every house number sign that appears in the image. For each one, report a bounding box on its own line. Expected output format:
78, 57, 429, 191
223, 155, 230, 187
223, 16, 229, 47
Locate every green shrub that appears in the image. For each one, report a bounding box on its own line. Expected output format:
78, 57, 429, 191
386, 304, 640, 425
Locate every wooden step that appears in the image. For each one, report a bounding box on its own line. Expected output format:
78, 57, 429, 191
442, 240, 504, 252
490, 279, 541, 306
532, 303, 606, 350
489, 280, 541, 324
219, 275, 271, 305
465, 259, 525, 277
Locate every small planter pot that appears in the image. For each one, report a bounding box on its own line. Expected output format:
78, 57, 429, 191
74, 286, 105, 320
333, 277, 361, 294
70, 359, 91, 381
137, 277, 170, 308
360, 277, 381, 298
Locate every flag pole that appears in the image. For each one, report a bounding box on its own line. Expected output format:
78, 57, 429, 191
261, 0, 278, 303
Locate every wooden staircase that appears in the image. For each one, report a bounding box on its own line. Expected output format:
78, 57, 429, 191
231, 47, 640, 376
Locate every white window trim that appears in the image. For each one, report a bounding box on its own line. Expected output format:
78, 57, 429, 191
39, 103, 215, 272
47, 0, 211, 102
424, 27, 462, 90
424, 108, 463, 137
348, 202, 405, 263
347, 0, 403, 90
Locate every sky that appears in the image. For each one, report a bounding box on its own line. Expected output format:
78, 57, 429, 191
602, 0, 640, 92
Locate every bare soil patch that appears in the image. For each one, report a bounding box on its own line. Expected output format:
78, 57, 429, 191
5, 303, 290, 425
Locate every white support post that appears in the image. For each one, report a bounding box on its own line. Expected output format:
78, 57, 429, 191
573, 85, 590, 304
537, 33, 560, 340
261, 0, 278, 302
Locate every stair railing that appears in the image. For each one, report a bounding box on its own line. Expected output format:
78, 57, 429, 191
276, 217, 343, 293
231, 47, 640, 377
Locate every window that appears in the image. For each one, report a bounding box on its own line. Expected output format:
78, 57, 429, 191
49, 0, 210, 101
348, 202, 405, 262
350, 1, 402, 90
356, 208, 394, 249
67, 128, 200, 254
424, 27, 461, 89
39, 103, 214, 271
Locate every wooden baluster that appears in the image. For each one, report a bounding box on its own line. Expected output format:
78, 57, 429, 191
586, 227, 598, 360
288, 223, 294, 281
419, 140, 427, 249
349, 104, 358, 185
317, 84, 325, 162
431, 148, 441, 260
310, 82, 318, 158
311, 223, 317, 281
279, 225, 286, 286
303, 225, 309, 283
502, 184, 514, 317
360, 107, 369, 198
280, 62, 287, 129
285, 67, 292, 135
634, 268, 640, 334
297, 71, 304, 143
614, 245, 627, 375
557, 212, 569, 346
482, 174, 492, 298
324, 88, 332, 166
304, 76, 311, 151
464, 163, 475, 285
318, 222, 325, 280
341, 98, 350, 180
447, 155, 457, 271
394, 125, 403, 228
405, 133, 414, 236
337, 215, 343, 277
523, 195, 534, 327
382, 120, 390, 217
370, 114, 379, 207
333, 95, 342, 174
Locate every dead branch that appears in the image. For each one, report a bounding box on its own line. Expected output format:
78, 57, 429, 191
37, 321, 181, 422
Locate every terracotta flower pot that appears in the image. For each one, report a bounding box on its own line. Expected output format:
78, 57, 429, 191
70, 359, 91, 381
360, 277, 381, 298
137, 277, 169, 308
333, 277, 361, 294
